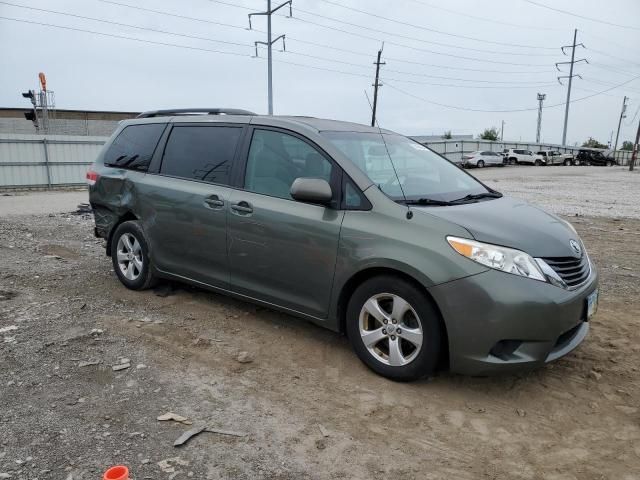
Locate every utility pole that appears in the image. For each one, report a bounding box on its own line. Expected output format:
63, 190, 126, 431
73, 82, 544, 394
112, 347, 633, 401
630, 116, 640, 172
557, 29, 587, 146
536, 93, 546, 143
248, 0, 292, 115
371, 44, 385, 127
613, 96, 628, 153
500, 120, 505, 141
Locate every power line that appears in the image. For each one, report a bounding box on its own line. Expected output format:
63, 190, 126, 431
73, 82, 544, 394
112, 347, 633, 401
402, 0, 563, 31
0, 15, 558, 92
94, 0, 555, 75
0, 15, 252, 57
281, 13, 554, 67
0, 2, 557, 85
315, 0, 558, 50
0, 1, 252, 49
522, 0, 640, 31
383, 73, 640, 113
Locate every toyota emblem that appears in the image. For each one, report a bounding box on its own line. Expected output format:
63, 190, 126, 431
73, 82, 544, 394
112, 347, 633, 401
570, 239, 582, 256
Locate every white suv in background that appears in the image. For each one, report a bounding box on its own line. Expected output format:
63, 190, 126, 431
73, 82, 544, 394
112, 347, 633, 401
503, 149, 545, 166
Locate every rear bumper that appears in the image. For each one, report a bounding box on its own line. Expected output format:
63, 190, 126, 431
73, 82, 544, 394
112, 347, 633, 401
428, 267, 598, 376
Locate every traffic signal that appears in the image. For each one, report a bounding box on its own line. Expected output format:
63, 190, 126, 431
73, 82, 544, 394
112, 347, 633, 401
24, 110, 37, 122
22, 90, 36, 105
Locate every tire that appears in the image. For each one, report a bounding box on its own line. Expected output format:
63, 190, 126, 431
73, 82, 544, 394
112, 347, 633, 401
563, 159, 571, 166
606, 160, 613, 167
534, 159, 542, 166
477, 160, 485, 168
111, 220, 158, 290
509, 157, 517, 165
346, 275, 442, 382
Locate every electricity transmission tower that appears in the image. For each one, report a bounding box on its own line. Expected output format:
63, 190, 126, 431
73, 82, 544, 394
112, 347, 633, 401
536, 93, 546, 143
370, 44, 385, 127
613, 96, 628, 153
557, 29, 588, 146
248, 0, 292, 115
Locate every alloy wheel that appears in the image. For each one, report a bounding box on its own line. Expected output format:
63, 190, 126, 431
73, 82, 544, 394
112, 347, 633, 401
359, 293, 424, 366
116, 233, 143, 281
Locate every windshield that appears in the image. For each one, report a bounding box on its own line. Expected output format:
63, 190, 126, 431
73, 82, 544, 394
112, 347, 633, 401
322, 131, 491, 202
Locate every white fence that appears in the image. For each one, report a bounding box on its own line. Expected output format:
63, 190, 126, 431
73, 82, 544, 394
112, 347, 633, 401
421, 139, 635, 165
0, 134, 107, 189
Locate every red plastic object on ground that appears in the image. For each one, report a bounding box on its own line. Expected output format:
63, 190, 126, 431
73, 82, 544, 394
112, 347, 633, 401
103, 465, 129, 480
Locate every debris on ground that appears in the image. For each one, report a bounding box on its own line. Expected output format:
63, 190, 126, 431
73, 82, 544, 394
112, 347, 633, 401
173, 426, 206, 447
317, 423, 330, 437
236, 351, 253, 364
0, 325, 18, 334
112, 362, 131, 371
157, 412, 192, 425
516, 409, 526, 417
157, 457, 189, 474
78, 359, 100, 367
73, 203, 92, 215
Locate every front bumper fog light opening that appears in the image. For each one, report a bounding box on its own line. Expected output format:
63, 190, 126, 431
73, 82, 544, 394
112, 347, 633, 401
489, 340, 523, 361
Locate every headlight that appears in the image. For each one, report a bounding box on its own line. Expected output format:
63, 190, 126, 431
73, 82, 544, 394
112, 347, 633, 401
447, 236, 546, 282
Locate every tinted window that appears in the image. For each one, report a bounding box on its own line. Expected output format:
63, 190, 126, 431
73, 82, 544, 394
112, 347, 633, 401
245, 129, 333, 200
104, 123, 165, 171
160, 126, 241, 184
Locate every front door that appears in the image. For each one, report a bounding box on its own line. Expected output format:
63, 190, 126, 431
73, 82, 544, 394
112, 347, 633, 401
227, 128, 344, 318
139, 124, 243, 288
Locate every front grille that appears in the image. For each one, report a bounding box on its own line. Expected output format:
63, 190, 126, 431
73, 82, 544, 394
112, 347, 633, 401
541, 255, 590, 287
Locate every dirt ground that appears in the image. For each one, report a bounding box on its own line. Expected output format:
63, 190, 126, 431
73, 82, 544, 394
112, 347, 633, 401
1, 169, 639, 479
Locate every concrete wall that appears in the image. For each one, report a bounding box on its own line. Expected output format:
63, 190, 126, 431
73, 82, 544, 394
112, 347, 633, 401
0, 133, 107, 189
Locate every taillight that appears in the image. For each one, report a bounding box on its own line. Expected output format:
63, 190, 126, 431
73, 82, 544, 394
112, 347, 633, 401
86, 170, 99, 186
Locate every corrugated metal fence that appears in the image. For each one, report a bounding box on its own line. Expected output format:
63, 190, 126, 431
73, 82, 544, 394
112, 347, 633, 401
421, 139, 635, 165
0, 133, 107, 189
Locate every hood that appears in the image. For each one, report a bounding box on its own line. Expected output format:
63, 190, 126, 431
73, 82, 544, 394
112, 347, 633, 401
415, 196, 580, 258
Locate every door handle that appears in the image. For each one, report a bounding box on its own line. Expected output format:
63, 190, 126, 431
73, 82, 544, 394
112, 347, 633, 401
231, 201, 253, 214
204, 195, 224, 209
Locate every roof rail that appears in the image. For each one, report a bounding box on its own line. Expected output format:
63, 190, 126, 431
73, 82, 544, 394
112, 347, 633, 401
136, 108, 257, 118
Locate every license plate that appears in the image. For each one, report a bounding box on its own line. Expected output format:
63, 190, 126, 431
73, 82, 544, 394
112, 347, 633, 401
587, 289, 598, 319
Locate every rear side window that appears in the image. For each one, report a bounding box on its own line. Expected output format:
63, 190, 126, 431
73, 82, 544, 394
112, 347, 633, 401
160, 126, 242, 185
104, 123, 165, 171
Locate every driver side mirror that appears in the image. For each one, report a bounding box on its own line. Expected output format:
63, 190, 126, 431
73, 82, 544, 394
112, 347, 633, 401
290, 178, 332, 206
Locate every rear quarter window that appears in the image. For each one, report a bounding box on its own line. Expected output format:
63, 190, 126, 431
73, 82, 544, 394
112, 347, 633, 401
103, 123, 165, 171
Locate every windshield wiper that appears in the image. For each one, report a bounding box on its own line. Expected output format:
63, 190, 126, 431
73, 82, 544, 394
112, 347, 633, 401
450, 192, 502, 204
399, 198, 455, 206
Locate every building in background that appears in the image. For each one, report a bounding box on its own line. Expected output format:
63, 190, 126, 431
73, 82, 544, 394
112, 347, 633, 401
410, 134, 474, 143
0, 108, 138, 136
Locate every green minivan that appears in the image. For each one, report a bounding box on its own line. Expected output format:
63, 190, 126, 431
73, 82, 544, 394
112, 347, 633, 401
88, 109, 598, 381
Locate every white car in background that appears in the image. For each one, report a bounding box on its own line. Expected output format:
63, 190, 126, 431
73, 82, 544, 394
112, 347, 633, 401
461, 150, 505, 168
503, 148, 545, 166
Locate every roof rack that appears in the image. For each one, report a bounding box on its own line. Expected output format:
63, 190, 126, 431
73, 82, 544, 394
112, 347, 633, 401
136, 108, 257, 118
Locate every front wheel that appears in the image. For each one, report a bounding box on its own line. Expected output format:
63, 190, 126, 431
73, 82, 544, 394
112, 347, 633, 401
606, 160, 614, 166
111, 221, 157, 290
346, 276, 442, 381
509, 158, 517, 165
564, 159, 571, 166
534, 159, 543, 166
477, 160, 485, 168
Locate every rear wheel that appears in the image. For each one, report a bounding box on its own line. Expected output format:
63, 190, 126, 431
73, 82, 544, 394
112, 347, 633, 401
563, 159, 571, 166
346, 276, 442, 381
534, 159, 543, 166
477, 160, 485, 168
509, 157, 517, 165
606, 160, 614, 166
111, 221, 157, 290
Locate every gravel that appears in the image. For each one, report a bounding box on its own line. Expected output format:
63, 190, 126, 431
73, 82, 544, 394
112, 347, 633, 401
472, 165, 640, 219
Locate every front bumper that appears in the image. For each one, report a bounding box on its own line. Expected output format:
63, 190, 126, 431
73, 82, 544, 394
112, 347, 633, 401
428, 267, 598, 375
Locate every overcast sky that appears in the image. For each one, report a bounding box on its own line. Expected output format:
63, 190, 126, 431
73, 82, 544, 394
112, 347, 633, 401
1, 0, 639, 145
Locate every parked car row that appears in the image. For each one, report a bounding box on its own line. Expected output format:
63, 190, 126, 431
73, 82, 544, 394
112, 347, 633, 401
459, 148, 618, 168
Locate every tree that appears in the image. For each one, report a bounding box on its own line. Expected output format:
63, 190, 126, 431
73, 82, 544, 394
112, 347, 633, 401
479, 127, 499, 141
582, 137, 607, 149
621, 140, 634, 151
442, 130, 452, 139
